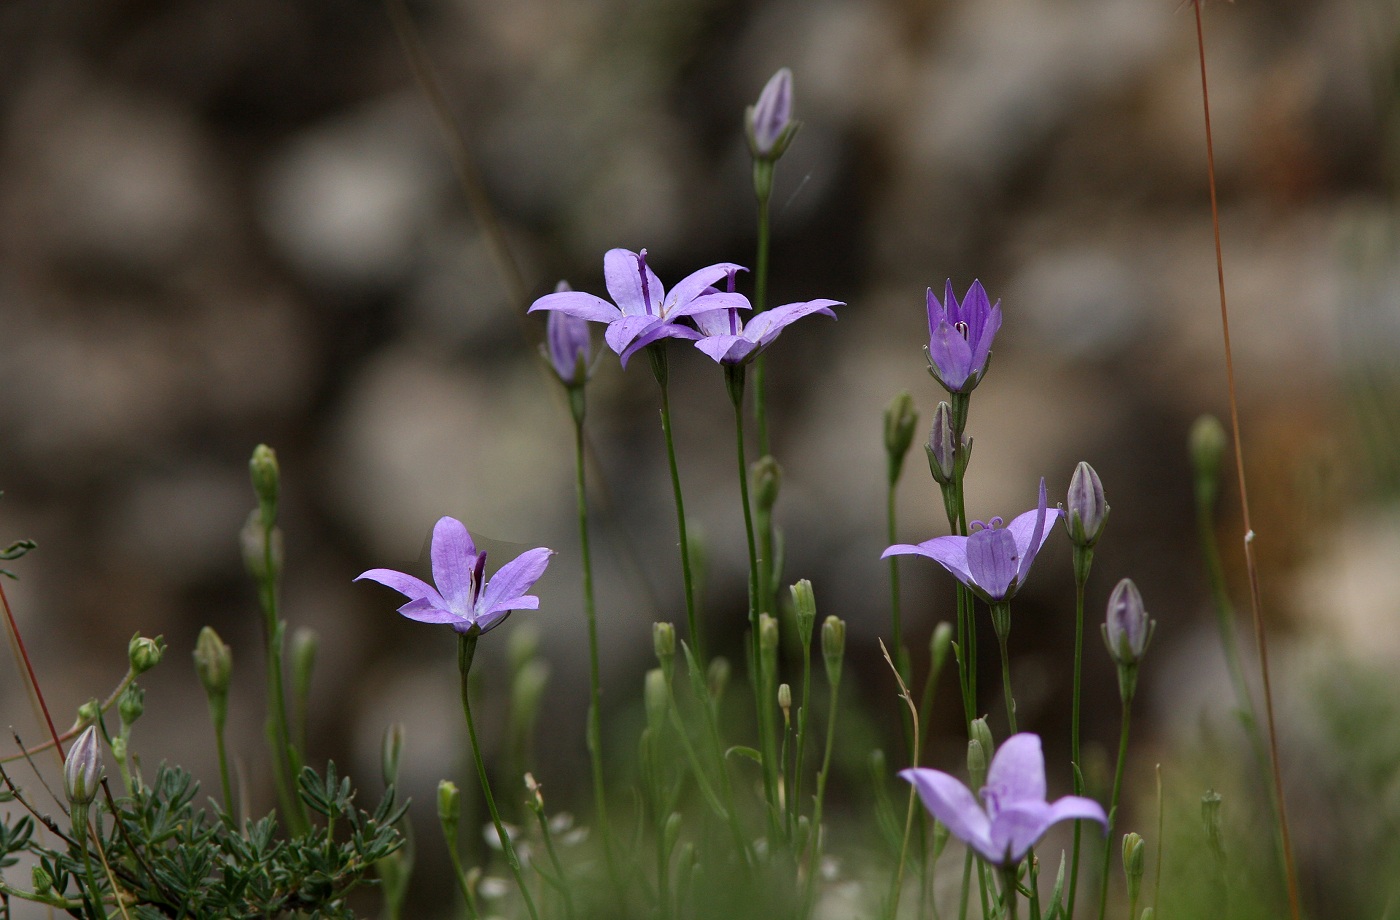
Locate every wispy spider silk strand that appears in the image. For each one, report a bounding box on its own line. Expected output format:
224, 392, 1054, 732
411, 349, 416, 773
649, 346, 704, 661
1192, 4, 1302, 916
457, 633, 539, 920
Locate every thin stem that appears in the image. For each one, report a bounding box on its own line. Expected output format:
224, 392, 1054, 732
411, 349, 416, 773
1, 669, 139, 765
1191, 5, 1302, 917
0, 580, 64, 762
888, 478, 915, 759
753, 175, 773, 457
652, 348, 704, 661
1002, 865, 1021, 920
257, 537, 305, 836
458, 633, 540, 920
1152, 764, 1164, 918
958, 849, 973, 920
801, 649, 842, 919
213, 714, 233, 814
1096, 697, 1133, 920
571, 410, 618, 888
1067, 569, 1089, 919
992, 604, 1016, 734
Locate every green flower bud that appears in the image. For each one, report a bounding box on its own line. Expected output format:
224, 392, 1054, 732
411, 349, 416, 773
884, 391, 918, 483
76, 699, 99, 726
759, 613, 779, 654
193, 626, 233, 699
128, 634, 165, 675
790, 579, 817, 647
967, 737, 988, 788
644, 668, 669, 732
240, 509, 283, 581
753, 455, 782, 512
778, 682, 792, 714
1122, 832, 1146, 904
382, 723, 406, 788
707, 656, 731, 701
1190, 415, 1228, 510
64, 726, 102, 807
821, 616, 845, 686
119, 684, 144, 728
249, 444, 280, 528
969, 717, 995, 787
32, 863, 53, 894
437, 779, 460, 827
930, 622, 953, 678
652, 621, 676, 664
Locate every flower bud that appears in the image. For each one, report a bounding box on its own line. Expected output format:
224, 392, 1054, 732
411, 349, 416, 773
76, 699, 100, 726
240, 510, 283, 581
1064, 461, 1109, 548
64, 726, 102, 807
884, 391, 918, 484
652, 621, 676, 664
128, 634, 165, 675
753, 455, 782, 513
778, 682, 792, 714
1103, 578, 1152, 666
707, 656, 731, 701
967, 737, 988, 789
930, 622, 953, 679
759, 613, 779, 654
644, 668, 669, 731
119, 684, 144, 728
438, 779, 461, 826
926, 402, 959, 485
32, 864, 53, 894
249, 444, 280, 528
193, 626, 232, 699
746, 68, 797, 160
969, 718, 995, 787
1122, 832, 1146, 904
382, 723, 406, 787
820, 616, 845, 686
544, 298, 591, 388
1190, 415, 1228, 510
790, 579, 817, 647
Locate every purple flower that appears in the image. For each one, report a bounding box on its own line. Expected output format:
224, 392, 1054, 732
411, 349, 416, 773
747, 68, 795, 159
1064, 461, 1108, 548
901, 733, 1106, 867
356, 517, 553, 636
64, 725, 103, 807
528, 249, 746, 368
925, 280, 1002, 394
691, 295, 839, 365
882, 479, 1061, 603
543, 289, 591, 387
1103, 577, 1152, 665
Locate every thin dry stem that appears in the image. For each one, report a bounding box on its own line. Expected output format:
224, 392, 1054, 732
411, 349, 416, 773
1191, 4, 1303, 917
0, 580, 64, 763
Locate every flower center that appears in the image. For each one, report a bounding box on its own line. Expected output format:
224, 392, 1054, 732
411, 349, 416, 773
954, 320, 970, 340
969, 515, 1004, 533
636, 249, 654, 316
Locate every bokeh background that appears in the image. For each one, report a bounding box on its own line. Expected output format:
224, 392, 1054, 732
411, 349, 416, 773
2, 0, 1398, 914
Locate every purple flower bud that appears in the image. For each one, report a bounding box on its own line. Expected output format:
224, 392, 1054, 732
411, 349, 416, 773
544, 285, 591, 387
747, 68, 795, 159
1064, 461, 1108, 547
926, 402, 958, 485
1104, 577, 1151, 665
64, 726, 102, 807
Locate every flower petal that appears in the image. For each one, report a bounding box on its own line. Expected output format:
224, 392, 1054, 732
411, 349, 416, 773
965, 527, 1019, 600
968, 299, 1002, 375
471, 608, 514, 634
528, 291, 620, 324
695, 334, 758, 365
987, 801, 1053, 866
430, 517, 480, 612
883, 537, 975, 587
1043, 795, 1108, 831
928, 320, 975, 391
1005, 479, 1061, 586
604, 315, 664, 357
604, 249, 664, 316
395, 596, 462, 624
667, 290, 750, 321
478, 547, 554, 617
985, 733, 1047, 808
900, 768, 993, 859
743, 299, 839, 347
665, 263, 746, 315
355, 568, 445, 607
616, 321, 700, 368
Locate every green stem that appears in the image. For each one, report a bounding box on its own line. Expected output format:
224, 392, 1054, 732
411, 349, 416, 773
752, 173, 773, 457
888, 478, 915, 759
72, 808, 107, 920
213, 711, 233, 815
571, 407, 617, 889
1002, 865, 1021, 920
257, 525, 306, 835
1067, 563, 1090, 919
958, 849, 973, 920
1096, 697, 1134, 920
458, 633, 540, 920
531, 802, 578, 920
992, 603, 1016, 734
800, 661, 841, 919
651, 347, 704, 661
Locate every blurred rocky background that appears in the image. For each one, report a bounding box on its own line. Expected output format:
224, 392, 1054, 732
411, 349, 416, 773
1, 0, 1398, 914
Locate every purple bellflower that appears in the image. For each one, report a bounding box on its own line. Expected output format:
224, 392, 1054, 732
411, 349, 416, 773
691, 293, 840, 365
544, 295, 592, 388
356, 516, 553, 636
925, 280, 1002, 394
883, 479, 1061, 603
901, 733, 1106, 867
528, 249, 746, 368
747, 68, 796, 160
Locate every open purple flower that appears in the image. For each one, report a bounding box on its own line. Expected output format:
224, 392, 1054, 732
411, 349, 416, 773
528, 249, 746, 368
356, 517, 553, 636
925, 279, 1002, 394
901, 733, 1106, 867
691, 295, 840, 365
882, 479, 1061, 603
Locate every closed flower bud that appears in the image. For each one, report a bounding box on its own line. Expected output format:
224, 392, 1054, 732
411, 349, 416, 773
1190, 415, 1228, 510
652, 621, 676, 664
193, 626, 232, 698
790, 579, 817, 646
644, 668, 670, 731
1064, 461, 1109, 548
778, 682, 792, 713
707, 656, 731, 700
64, 726, 102, 807
967, 737, 988, 788
746, 68, 797, 160
544, 298, 591, 388
32, 864, 53, 895
249, 444, 280, 528
119, 684, 144, 728
753, 456, 782, 512
884, 391, 918, 483
128, 634, 165, 675
759, 613, 780, 654
76, 699, 100, 726
926, 402, 959, 485
1122, 832, 1146, 903
821, 616, 845, 685
438, 779, 461, 826
969, 718, 995, 786
1103, 578, 1152, 666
